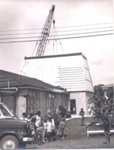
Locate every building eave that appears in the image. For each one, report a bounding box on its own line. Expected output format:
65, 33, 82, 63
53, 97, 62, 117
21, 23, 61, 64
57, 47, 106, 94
25, 52, 87, 60
68, 90, 94, 93
15, 86, 68, 94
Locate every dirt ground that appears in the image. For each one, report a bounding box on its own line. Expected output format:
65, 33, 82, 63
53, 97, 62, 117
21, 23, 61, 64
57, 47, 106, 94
26, 117, 114, 149
26, 136, 114, 149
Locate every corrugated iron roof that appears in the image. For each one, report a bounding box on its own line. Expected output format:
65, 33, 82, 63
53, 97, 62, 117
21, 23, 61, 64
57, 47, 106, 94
0, 69, 67, 93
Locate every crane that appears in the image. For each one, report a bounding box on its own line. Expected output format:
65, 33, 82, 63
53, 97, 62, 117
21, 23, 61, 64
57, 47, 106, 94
20, 5, 55, 76
36, 4, 55, 56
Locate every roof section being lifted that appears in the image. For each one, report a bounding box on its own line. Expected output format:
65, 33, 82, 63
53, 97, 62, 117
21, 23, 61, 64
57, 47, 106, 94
24, 52, 94, 92
25, 52, 86, 60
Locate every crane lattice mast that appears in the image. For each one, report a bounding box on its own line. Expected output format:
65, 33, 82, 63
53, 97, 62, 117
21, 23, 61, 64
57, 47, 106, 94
20, 5, 55, 75
36, 5, 55, 56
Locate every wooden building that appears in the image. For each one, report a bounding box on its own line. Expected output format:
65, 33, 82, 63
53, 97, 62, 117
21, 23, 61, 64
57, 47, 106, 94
0, 70, 69, 118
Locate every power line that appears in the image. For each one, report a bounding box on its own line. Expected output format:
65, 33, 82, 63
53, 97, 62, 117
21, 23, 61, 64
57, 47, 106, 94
0, 32, 112, 44
0, 29, 113, 40
0, 26, 113, 36
0, 22, 113, 32
55, 22, 113, 29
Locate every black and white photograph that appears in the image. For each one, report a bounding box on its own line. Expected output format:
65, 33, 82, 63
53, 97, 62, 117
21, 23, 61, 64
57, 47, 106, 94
0, 0, 113, 149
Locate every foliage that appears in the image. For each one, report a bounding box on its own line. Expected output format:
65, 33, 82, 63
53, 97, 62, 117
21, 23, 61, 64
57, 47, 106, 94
89, 84, 114, 122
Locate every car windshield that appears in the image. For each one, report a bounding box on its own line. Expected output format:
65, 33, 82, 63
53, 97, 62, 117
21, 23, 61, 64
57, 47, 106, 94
0, 103, 14, 118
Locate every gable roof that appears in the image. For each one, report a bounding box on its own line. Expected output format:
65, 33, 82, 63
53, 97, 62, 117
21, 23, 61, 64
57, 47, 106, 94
0, 69, 67, 93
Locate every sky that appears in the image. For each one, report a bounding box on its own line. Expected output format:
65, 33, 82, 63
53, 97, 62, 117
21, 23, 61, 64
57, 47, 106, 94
0, 0, 113, 86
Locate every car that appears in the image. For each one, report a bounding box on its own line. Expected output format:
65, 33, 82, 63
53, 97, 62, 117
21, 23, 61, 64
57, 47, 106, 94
0, 102, 34, 149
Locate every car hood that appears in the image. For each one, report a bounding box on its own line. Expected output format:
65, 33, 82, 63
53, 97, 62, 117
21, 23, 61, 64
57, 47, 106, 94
1, 117, 27, 126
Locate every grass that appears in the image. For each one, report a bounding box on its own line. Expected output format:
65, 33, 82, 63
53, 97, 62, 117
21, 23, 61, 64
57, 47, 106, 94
65, 117, 92, 139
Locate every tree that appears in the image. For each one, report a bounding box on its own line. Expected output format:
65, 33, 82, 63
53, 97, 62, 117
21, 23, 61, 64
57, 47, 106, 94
89, 84, 114, 123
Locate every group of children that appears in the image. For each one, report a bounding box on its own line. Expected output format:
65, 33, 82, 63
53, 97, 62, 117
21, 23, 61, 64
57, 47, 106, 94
21, 109, 66, 144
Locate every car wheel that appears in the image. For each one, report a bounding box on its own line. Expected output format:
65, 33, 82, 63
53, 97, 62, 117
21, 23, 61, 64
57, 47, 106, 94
1, 135, 19, 150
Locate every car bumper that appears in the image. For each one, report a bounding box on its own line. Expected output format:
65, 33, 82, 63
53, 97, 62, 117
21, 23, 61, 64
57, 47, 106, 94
23, 137, 34, 142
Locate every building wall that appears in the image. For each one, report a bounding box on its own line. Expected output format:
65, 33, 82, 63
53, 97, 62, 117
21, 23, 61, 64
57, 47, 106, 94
70, 92, 87, 115
38, 91, 47, 116
0, 88, 69, 118
17, 96, 26, 118
18, 89, 69, 117
38, 92, 69, 116
54, 93, 69, 112
17, 89, 29, 118
26, 90, 69, 117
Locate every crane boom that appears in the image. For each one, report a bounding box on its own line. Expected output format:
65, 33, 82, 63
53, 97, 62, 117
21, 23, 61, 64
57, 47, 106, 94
20, 5, 55, 76
36, 5, 55, 56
